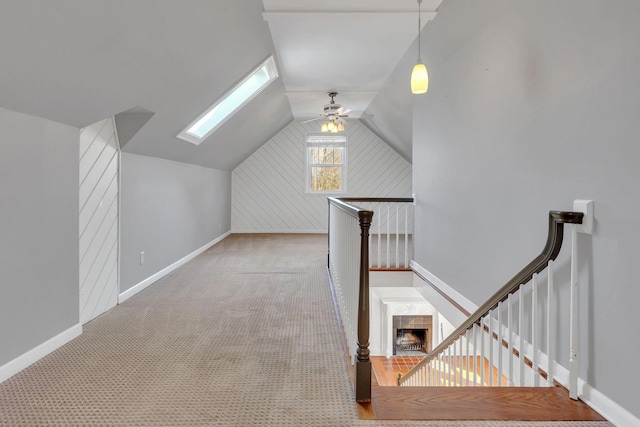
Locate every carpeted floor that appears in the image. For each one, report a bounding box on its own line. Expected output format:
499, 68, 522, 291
0, 234, 613, 426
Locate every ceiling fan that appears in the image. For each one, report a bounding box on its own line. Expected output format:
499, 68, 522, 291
302, 92, 351, 132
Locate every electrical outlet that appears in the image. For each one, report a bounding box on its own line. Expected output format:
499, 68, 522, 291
140, 251, 145, 265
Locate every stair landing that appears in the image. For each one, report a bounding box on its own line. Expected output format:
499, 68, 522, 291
359, 356, 606, 421
360, 385, 607, 421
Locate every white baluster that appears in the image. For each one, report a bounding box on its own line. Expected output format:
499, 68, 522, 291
532, 273, 539, 387
518, 284, 525, 386
443, 348, 448, 386
377, 204, 381, 268
508, 293, 514, 386
432, 361, 436, 386
386, 205, 390, 268
395, 204, 399, 268
569, 224, 579, 399
547, 260, 555, 386
453, 340, 457, 386
472, 324, 478, 386
498, 302, 503, 386
466, 330, 470, 386
404, 204, 409, 268
488, 311, 494, 386
451, 346, 455, 387
458, 338, 463, 387
480, 318, 485, 386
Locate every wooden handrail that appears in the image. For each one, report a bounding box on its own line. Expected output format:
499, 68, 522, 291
336, 197, 414, 204
399, 210, 584, 385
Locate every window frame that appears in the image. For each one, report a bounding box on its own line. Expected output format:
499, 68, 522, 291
304, 132, 347, 194
177, 56, 279, 145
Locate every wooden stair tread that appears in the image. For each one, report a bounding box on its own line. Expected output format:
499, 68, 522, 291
366, 385, 606, 421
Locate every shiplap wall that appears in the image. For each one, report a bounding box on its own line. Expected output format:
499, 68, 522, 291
79, 118, 119, 324
232, 120, 411, 232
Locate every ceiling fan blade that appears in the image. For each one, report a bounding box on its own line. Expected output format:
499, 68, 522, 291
301, 117, 324, 124
335, 107, 351, 115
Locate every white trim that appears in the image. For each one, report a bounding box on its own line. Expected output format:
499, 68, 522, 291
231, 229, 327, 234
118, 231, 231, 303
112, 115, 122, 303
0, 324, 82, 384
550, 362, 639, 427
410, 260, 636, 426
305, 132, 348, 194
410, 260, 478, 314
177, 56, 278, 145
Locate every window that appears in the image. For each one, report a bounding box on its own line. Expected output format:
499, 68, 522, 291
305, 132, 347, 193
177, 56, 279, 145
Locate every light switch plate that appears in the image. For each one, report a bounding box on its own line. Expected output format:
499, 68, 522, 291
573, 200, 593, 235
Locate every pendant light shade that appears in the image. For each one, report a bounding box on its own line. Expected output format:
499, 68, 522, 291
411, 0, 428, 94
411, 62, 428, 94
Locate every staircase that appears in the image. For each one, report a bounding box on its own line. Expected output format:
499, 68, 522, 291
328, 198, 606, 421
399, 211, 583, 391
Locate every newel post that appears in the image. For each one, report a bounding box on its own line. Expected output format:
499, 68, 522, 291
354, 210, 373, 402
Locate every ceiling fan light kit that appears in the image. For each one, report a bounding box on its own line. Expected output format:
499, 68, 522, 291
411, 0, 429, 94
302, 91, 350, 133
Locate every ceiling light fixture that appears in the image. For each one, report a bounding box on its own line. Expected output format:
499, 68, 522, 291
321, 118, 344, 134
305, 92, 349, 133
411, 0, 428, 94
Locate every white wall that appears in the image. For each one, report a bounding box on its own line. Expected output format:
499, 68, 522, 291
410, 0, 640, 423
119, 153, 231, 293
232, 120, 412, 232
0, 107, 79, 368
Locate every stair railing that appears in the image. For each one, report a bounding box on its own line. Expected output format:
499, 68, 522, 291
343, 198, 414, 269
399, 211, 583, 392
327, 197, 373, 402
327, 197, 413, 402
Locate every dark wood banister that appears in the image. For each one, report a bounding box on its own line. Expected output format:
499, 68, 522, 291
398, 210, 584, 386
327, 197, 413, 401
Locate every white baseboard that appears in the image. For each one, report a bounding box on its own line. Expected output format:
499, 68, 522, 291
0, 323, 82, 384
553, 362, 639, 427
410, 260, 638, 427
119, 231, 231, 303
231, 229, 326, 234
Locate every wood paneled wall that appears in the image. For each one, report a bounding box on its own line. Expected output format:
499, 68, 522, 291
79, 118, 119, 324
232, 120, 411, 232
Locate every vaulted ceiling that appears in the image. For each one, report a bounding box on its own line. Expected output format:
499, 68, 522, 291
0, 0, 441, 170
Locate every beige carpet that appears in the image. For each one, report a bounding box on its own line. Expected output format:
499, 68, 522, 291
0, 234, 613, 426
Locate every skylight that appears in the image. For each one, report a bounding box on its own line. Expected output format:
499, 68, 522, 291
177, 56, 279, 145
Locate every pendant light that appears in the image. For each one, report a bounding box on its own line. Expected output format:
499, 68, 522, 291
411, 0, 429, 94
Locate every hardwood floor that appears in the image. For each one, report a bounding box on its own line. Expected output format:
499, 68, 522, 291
363, 355, 606, 421
365, 385, 606, 421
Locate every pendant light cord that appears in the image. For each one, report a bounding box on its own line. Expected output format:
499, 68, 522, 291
417, 0, 422, 63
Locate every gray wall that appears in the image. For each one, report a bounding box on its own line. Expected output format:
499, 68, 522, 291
120, 153, 231, 292
0, 107, 79, 365
411, 0, 640, 419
